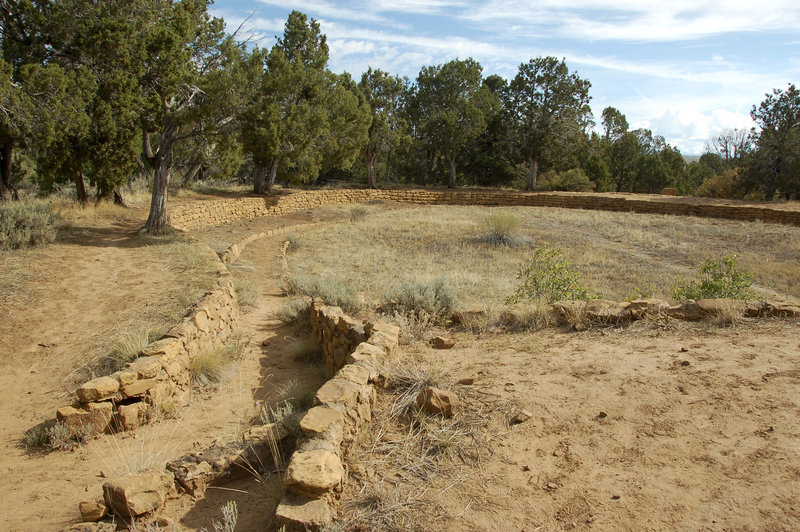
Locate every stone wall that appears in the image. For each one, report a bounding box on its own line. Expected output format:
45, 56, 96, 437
169, 189, 800, 231
275, 300, 400, 531
56, 242, 240, 437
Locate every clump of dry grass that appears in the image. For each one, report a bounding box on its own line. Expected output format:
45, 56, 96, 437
191, 332, 250, 386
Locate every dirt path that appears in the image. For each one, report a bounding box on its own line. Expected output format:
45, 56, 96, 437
0, 210, 317, 530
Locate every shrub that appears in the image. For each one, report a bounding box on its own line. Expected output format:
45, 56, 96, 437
0, 199, 58, 250
191, 334, 248, 385
349, 205, 368, 222
695, 168, 748, 199
275, 297, 312, 333
381, 278, 458, 322
673, 254, 754, 301
537, 168, 595, 192
479, 211, 527, 247
282, 274, 363, 315
507, 242, 597, 303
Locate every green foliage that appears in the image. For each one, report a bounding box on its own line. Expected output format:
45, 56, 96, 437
0, 199, 58, 250
507, 242, 597, 303
411, 58, 498, 187
275, 297, 312, 333
480, 211, 524, 246
282, 273, 363, 315
695, 168, 747, 199
506, 56, 592, 190
537, 168, 595, 192
673, 254, 754, 301
626, 284, 656, 301
381, 278, 458, 321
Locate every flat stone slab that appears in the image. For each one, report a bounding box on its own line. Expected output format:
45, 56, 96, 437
299, 407, 344, 435
76, 376, 119, 403
284, 449, 343, 497
275, 493, 333, 531
314, 378, 360, 408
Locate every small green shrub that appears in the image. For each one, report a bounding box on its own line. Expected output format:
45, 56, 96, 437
349, 205, 369, 222
626, 283, 656, 301
507, 242, 597, 303
285, 232, 302, 252
0, 199, 58, 250
479, 211, 527, 247
275, 297, 312, 333
47, 421, 73, 449
282, 274, 363, 315
673, 254, 754, 301
381, 278, 458, 322
23, 424, 51, 449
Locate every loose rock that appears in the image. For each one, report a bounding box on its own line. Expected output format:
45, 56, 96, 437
416, 387, 460, 418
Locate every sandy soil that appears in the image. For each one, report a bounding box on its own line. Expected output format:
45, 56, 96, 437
344, 319, 800, 531
0, 208, 317, 531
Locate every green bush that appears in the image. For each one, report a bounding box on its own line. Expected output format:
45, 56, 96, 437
673, 254, 754, 301
537, 168, 595, 192
381, 278, 458, 321
282, 274, 363, 315
507, 242, 597, 303
0, 199, 58, 250
479, 211, 527, 247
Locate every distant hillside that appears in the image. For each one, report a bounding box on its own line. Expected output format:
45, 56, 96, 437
683, 155, 702, 163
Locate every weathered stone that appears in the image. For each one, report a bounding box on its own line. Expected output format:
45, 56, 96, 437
61, 523, 116, 532
120, 378, 156, 398
315, 378, 360, 408
79, 499, 107, 522
103, 469, 175, 517
284, 449, 343, 497
76, 376, 119, 403
450, 304, 487, 325
57, 401, 113, 437
167, 459, 213, 497
128, 356, 162, 379
111, 370, 137, 387
164, 321, 196, 341
193, 310, 211, 332
765, 301, 800, 317
367, 331, 398, 355
667, 301, 704, 321
430, 336, 455, 349
416, 387, 459, 418
146, 380, 175, 406
551, 300, 587, 321
511, 410, 532, 425
584, 299, 630, 324
745, 300, 767, 317
245, 422, 290, 444
349, 341, 386, 359
299, 407, 344, 435
335, 364, 370, 386
275, 493, 333, 531
117, 402, 145, 431
697, 298, 746, 318
627, 298, 670, 319
140, 337, 184, 359
369, 322, 400, 337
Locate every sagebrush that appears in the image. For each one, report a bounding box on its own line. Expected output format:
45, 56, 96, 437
0, 199, 58, 250
673, 254, 754, 301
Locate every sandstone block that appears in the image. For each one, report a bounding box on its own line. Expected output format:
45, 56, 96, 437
584, 299, 630, 324
765, 301, 800, 317
57, 401, 113, 437
140, 337, 184, 360
315, 379, 360, 408
627, 298, 670, 319
416, 387, 459, 418
103, 469, 175, 517
450, 304, 486, 325
696, 298, 746, 318
111, 370, 137, 386
76, 376, 119, 403
335, 364, 371, 386
121, 378, 156, 398
430, 336, 455, 349
299, 407, 344, 435
667, 301, 704, 320
79, 499, 107, 522
193, 310, 210, 332
146, 380, 175, 406
128, 356, 162, 379
284, 449, 343, 497
245, 422, 290, 444
117, 402, 145, 431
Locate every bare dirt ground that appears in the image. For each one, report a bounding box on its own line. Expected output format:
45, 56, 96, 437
343, 319, 800, 531
0, 205, 324, 531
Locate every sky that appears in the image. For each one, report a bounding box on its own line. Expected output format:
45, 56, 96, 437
212, 0, 800, 155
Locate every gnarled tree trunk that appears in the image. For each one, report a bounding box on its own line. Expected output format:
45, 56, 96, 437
0, 139, 19, 201
526, 156, 539, 191
253, 163, 268, 194
142, 116, 178, 234
267, 159, 278, 190
74, 167, 89, 203
448, 153, 457, 188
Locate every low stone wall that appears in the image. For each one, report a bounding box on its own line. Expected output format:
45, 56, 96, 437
275, 300, 400, 531
169, 189, 800, 231
56, 242, 240, 437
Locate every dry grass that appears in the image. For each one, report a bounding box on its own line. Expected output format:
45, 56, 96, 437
286, 206, 800, 308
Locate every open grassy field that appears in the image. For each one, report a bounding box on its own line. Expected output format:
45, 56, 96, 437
284, 204, 800, 312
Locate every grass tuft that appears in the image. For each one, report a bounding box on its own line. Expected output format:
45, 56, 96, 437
282, 273, 363, 315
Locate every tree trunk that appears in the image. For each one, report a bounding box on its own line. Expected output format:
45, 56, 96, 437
267, 159, 278, 190
366, 151, 378, 189
181, 156, 204, 187
0, 139, 19, 201
142, 116, 178, 234
75, 167, 89, 203
253, 163, 268, 194
526, 156, 538, 191
113, 188, 130, 208
448, 153, 457, 188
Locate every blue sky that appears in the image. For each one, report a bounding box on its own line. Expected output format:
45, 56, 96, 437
212, 0, 800, 154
